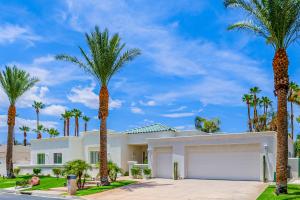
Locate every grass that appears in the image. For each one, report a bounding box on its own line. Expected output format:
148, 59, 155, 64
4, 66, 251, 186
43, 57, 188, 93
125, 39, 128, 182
75, 180, 136, 196
257, 184, 300, 200
0, 175, 65, 190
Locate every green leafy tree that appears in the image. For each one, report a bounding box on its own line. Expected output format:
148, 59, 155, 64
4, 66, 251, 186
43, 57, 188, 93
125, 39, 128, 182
224, 0, 300, 194
32, 101, 45, 139
33, 168, 42, 176
195, 117, 221, 133
13, 167, 20, 176
288, 82, 300, 140
71, 109, 82, 136
52, 168, 62, 179
63, 160, 91, 189
242, 94, 254, 132
19, 126, 30, 146
56, 26, 141, 185
0, 66, 38, 178
82, 116, 90, 132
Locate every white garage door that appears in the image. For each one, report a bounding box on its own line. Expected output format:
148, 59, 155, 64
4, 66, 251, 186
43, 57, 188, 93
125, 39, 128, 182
155, 147, 172, 178
186, 144, 260, 181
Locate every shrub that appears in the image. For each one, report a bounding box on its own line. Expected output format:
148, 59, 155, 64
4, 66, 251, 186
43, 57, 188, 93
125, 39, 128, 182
52, 168, 62, 178
16, 179, 29, 187
13, 167, 21, 176
123, 171, 129, 176
108, 161, 122, 182
33, 168, 41, 176
131, 167, 141, 179
143, 168, 151, 176
63, 160, 91, 189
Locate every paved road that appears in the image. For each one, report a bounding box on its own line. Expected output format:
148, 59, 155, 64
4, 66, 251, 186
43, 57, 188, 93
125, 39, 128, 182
0, 193, 68, 200
82, 178, 268, 200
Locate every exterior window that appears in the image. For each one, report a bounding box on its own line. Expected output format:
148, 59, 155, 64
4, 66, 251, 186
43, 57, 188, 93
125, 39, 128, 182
90, 151, 99, 164
54, 153, 62, 164
37, 153, 45, 164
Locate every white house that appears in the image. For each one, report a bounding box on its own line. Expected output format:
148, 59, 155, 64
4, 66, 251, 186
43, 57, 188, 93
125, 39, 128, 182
17, 123, 295, 182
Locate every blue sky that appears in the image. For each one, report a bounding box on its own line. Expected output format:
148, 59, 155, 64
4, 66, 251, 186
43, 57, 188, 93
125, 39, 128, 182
0, 0, 300, 143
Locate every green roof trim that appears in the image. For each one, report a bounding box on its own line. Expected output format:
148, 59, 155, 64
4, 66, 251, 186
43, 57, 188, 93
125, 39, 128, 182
123, 123, 177, 134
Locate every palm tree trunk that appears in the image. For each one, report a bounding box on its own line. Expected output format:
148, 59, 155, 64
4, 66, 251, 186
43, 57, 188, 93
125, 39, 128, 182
85, 122, 87, 132
291, 101, 294, 140
247, 103, 252, 132
273, 48, 289, 194
99, 86, 110, 186
36, 110, 42, 139
67, 118, 70, 136
6, 105, 16, 178
253, 97, 258, 131
24, 131, 27, 146
63, 120, 66, 136
76, 117, 79, 136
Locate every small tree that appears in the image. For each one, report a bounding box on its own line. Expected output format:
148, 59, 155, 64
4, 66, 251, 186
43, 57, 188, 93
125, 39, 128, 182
52, 168, 62, 179
33, 168, 41, 176
13, 167, 21, 177
107, 161, 122, 182
63, 160, 91, 189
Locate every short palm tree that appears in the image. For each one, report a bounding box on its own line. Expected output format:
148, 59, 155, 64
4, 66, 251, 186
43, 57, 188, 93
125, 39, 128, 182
32, 101, 45, 139
242, 94, 253, 132
82, 116, 90, 132
72, 109, 82, 136
33, 124, 46, 139
47, 128, 60, 138
250, 87, 261, 130
224, 0, 300, 194
288, 82, 300, 140
56, 26, 141, 185
0, 66, 38, 178
19, 126, 30, 146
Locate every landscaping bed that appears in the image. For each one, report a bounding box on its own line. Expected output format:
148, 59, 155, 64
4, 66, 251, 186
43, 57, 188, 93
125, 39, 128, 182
257, 184, 300, 200
75, 180, 136, 196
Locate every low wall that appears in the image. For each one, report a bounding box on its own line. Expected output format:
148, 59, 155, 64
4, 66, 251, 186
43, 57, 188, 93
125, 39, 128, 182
288, 158, 300, 179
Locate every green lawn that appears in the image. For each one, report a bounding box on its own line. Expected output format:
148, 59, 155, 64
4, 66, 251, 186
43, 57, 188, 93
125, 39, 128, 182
257, 184, 300, 200
0, 176, 65, 190
75, 180, 136, 196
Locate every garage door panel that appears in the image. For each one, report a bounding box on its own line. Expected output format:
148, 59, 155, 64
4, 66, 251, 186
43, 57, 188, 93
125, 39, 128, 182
155, 147, 172, 179
186, 144, 260, 181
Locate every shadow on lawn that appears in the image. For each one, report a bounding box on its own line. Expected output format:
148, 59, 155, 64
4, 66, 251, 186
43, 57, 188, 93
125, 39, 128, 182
120, 181, 172, 192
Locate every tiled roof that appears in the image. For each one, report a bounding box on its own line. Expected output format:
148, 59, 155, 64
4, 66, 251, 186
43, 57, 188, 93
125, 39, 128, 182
123, 123, 177, 134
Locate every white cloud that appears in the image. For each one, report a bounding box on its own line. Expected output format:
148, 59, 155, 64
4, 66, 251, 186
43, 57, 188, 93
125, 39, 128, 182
174, 124, 195, 130
67, 83, 123, 110
0, 115, 57, 130
41, 105, 67, 117
161, 112, 195, 118
0, 24, 41, 45
139, 100, 156, 106
131, 107, 144, 114
169, 106, 187, 112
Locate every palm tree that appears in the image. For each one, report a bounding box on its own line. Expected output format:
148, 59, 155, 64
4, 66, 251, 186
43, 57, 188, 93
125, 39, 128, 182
33, 125, 45, 139
224, 0, 300, 194
46, 128, 60, 138
260, 96, 272, 129
19, 126, 30, 146
250, 87, 261, 130
0, 66, 38, 178
288, 82, 300, 140
71, 109, 82, 136
64, 111, 73, 136
56, 26, 141, 185
242, 94, 253, 132
195, 117, 221, 133
61, 112, 67, 136
32, 101, 45, 139
82, 116, 90, 132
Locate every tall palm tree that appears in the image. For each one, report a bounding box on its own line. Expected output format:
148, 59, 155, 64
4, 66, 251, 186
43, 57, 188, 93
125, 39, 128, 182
64, 111, 73, 136
32, 101, 45, 139
224, 0, 300, 194
242, 94, 253, 132
0, 66, 38, 178
288, 82, 300, 140
56, 26, 141, 185
260, 96, 272, 129
82, 116, 90, 132
72, 109, 82, 136
250, 87, 261, 130
61, 112, 67, 136
19, 126, 30, 146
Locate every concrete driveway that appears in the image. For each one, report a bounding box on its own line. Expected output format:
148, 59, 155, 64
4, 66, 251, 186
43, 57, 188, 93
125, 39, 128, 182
82, 179, 267, 200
